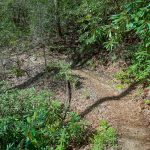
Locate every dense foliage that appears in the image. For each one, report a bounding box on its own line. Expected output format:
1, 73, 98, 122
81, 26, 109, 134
0, 88, 85, 150
105, 0, 150, 82
76, 0, 150, 82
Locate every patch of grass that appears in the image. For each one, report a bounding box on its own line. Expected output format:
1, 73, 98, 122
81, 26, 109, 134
115, 84, 125, 91
144, 100, 150, 105
91, 120, 117, 150
114, 70, 132, 84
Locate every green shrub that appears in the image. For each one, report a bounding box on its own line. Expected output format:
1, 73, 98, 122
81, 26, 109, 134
46, 61, 79, 87
91, 121, 117, 150
76, 0, 150, 83
77, 0, 125, 45
0, 88, 85, 150
115, 70, 132, 84
128, 49, 150, 81
104, 0, 150, 82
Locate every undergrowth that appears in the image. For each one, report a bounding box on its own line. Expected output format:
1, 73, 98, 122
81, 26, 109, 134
0, 87, 86, 150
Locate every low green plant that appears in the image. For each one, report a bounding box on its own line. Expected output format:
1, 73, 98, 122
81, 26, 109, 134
0, 88, 85, 150
115, 70, 132, 84
91, 121, 117, 150
115, 84, 126, 91
12, 66, 26, 77
46, 61, 79, 87
0, 80, 10, 91
127, 49, 150, 82
144, 100, 150, 105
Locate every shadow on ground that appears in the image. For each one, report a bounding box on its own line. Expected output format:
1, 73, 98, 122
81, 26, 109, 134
0, 69, 85, 94
80, 82, 138, 118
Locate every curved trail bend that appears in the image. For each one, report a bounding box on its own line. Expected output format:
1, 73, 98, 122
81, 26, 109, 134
71, 69, 150, 150
8, 54, 150, 150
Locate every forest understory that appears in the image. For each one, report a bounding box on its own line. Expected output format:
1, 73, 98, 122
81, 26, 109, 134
0, 0, 150, 150
1, 49, 150, 150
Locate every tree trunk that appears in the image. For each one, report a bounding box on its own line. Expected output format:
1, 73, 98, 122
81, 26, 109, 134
63, 80, 72, 121
54, 0, 63, 38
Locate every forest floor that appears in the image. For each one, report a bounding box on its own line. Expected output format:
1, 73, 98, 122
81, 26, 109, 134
5, 51, 150, 150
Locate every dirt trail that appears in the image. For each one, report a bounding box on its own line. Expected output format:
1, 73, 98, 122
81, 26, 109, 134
7, 53, 150, 150
71, 69, 150, 150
